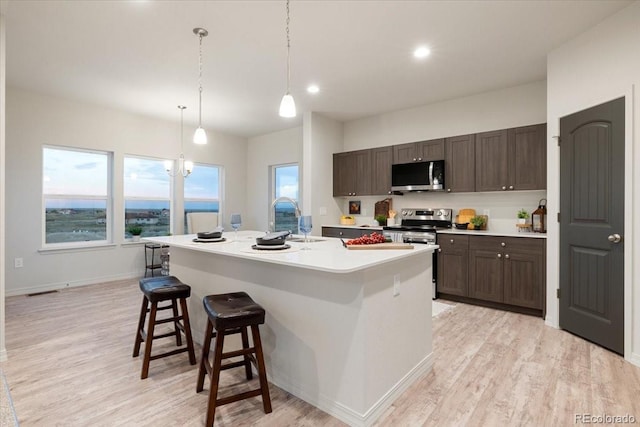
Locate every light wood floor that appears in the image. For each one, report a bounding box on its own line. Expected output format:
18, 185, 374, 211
1, 279, 639, 426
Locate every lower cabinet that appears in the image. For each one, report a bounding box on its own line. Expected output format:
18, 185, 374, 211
436, 235, 469, 296
322, 226, 377, 239
438, 234, 545, 315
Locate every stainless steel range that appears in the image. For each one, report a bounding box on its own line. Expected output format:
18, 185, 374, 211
382, 208, 453, 300
382, 208, 453, 244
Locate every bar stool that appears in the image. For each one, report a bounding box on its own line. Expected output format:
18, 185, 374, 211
133, 276, 196, 379
196, 292, 272, 426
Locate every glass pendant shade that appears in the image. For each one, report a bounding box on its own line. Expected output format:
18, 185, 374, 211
164, 160, 173, 172
279, 93, 296, 118
193, 127, 207, 145
184, 160, 194, 173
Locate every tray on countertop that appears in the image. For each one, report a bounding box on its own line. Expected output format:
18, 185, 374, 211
346, 242, 414, 250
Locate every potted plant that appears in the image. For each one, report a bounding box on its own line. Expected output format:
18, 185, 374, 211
517, 208, 529, 224
375, 214, 387, 227
128, 224, 143, 242
469, 216, 486, 230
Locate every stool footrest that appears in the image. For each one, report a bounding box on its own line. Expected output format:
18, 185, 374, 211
216, 388, 263, 407
155, 316, 182, 325
221, 360, 249, 371
222, 347, 255, 359
149, 346, 190, 361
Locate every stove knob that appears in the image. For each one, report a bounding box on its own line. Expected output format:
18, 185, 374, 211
437, 209, 444, 216
401, 210, 407, 216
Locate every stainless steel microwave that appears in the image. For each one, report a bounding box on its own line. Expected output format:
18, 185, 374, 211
391, 160, 445, 192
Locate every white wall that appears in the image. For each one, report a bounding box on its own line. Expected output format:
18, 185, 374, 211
246, 126, 302, 232
546, 1, 640, 365
5, 87, 247, 296
303, 112, 344, 234
0, 9, 8, 361
340, 81, 548, 230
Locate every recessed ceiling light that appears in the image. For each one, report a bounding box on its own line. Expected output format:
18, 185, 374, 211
307, 84, 320, 94
413, 46, 431, 59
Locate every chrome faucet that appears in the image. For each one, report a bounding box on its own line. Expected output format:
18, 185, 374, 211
270, 196, 301, 233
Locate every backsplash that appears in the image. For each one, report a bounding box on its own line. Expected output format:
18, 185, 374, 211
338, 190, 546, 232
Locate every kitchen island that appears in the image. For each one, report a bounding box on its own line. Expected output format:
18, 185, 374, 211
144, 231, 437, 426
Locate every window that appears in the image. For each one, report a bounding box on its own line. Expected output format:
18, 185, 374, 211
43, 146, 111, 245
124, 156, 171, 238
271, 164, 299, 232
184, 164, 222, 229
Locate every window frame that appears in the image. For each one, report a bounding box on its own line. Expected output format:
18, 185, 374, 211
183, 162, 223, 231
42, 145, 113, 248
123, 154, 172, 240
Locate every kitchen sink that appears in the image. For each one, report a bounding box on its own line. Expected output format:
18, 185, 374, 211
288, 237, 326, 243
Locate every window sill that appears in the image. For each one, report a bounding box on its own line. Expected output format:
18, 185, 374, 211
121, 241, 146, 246
38, 243, 118, 254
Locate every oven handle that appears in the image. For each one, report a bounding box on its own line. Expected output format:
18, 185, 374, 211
429, 161, 434, 185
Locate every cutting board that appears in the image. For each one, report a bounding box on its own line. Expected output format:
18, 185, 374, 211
374, 198, 392, 218
346, 243, 414, 250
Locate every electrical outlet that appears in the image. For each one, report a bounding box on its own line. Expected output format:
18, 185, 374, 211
393, 275, 400, 297
14, 258, 23, 268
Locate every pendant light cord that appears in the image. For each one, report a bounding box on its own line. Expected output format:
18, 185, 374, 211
286, 0, 291, 93
198, 32, 203, 127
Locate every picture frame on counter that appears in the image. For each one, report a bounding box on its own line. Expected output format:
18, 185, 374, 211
349, 200, 361, 215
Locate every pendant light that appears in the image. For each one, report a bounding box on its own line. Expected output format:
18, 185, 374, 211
165, 105, 194, 178
279, 0, 296, 118
193, 27, 208, 144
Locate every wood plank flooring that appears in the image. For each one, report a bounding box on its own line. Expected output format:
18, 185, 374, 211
1, 278, 639, 426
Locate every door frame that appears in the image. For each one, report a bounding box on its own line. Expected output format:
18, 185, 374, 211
547, 86, 635, 362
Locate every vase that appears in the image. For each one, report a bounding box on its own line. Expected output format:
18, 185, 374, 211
132, 235, 141, 242
518, 218, 526, 224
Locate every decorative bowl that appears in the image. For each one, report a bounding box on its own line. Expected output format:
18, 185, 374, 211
256, 231, 290, 246
197, 231, 222, 239
454, 222, 469, 230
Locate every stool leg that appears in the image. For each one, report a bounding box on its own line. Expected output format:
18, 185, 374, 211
179, 298, 197, 365
132, 296, 149, 357
196, 320, 214, 393
205, 329, 226, 427
251, 324, 272, 414
171, 299, 182, 346
141, 301, 158, 379
240, 326, 253, 380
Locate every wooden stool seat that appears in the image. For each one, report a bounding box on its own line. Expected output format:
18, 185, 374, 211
197, 292, 272, 426
133, 276, 196, 379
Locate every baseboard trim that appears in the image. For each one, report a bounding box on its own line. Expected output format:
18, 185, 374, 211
5, 271, 144, 297
269, 352, 434, 427
628, 352, 640, 368
0, 348, 7, 362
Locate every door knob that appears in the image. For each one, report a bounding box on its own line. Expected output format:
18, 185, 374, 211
438, 248, 442, 253
509, 185, 514, 190
505, 254, 510, 259
608, 234, 622, 243
497, 253, 502, 259
501, 186, 507, 190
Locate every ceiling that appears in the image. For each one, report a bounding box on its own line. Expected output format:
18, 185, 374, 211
2, 0, 632, 138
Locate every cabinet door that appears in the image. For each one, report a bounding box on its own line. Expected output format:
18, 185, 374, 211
475, 129, 509, 192
353, 150, 372, 196
469, 242, 503, 303
503, 239, 545, 309
437, 235, 469, 296
508, 124, 546, 190
392, 143, 417, 164
416, 139, 445, 161
321, 227, 364, 239
370, 146, 393, 195
445, 134, 475, 192
333, 153, 354, 197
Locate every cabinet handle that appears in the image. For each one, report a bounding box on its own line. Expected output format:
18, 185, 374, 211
388, 191, 392, 195
447, 188, 451, 193
501, 186, 507, 190
339, 232, 344, 236
509, 185, 514, 190
412, 158, 417, 161
501, 242, 506, 247
505, 254, 510, 259
353, 192, 356, 196
418, 157, 422, 161
450, 239, 454, 244
438, 248, 442, 253
497, 253, 502, 259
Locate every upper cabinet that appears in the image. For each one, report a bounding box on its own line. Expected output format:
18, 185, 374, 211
393, 139, 444, 164
333, 150, 371, 197
476, 125, 546, 192
370, 146, 393, 196
445, 134, 475, 193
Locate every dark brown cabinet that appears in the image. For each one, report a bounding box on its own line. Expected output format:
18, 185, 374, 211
436, 235, 469, 296
322, 227, 374, 239
444, 134, 475, 193
468, 236, 545, 311
333, 150, 371, 197
475, 124, 546, 192
370, 146, 393, 195
393, 139, 444, 164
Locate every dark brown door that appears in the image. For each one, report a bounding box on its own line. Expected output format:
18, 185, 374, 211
370, 146, 393, 195
508, 124, 546, 190
416, 139, 445, 161
503, 239, 545, 310
445, 134, 475, 193
469, 237, 503, 303
437, 235, 469, 296
475, 129, 508, 191
560, 97, 625, 355
393, 143, 416, 164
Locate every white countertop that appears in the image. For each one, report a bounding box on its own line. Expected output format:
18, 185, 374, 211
144, 231, 436, 274
437, 228, 547, 238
